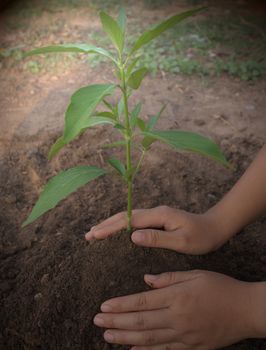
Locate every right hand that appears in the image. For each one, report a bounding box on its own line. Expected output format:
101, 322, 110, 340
85, 206, 230, 254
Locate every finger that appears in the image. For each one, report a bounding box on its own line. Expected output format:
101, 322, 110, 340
90, 217, 128, 239
103, 328, 177, 346
94, 309, 171, 330
131, 206, 171, 229
85, 211, 128, 240
131, 229, 186, 251
85, 210, 140, 240
100, 207, 170, 230
101, 288, 170, 313
131, 343, 189, 350
86, 206, 171, 240
92, 211, 128, 230
144, 270, 200, 288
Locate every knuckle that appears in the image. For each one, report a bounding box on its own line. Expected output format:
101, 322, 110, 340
143, 331, 155, 345
135, 293, 148, 308
191, 269, 209, 280
158, 204, 170, 212
118, 211, 127, 225
148, 229, 160, 246
104, 316, 115, 328
161, 271, 177, 285
157, 205, 171, 217
134, 312, 145, 329
167, 271, 178, 285
118, 211, 126, 220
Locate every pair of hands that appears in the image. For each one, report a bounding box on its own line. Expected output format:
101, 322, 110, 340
85, 206, 254, 349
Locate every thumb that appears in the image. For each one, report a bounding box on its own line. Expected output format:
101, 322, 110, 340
144, 270, 200, 288
131, 229, 187, 252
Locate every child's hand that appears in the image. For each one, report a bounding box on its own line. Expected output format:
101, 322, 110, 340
85, 206, 230, 254
94, 270, 256, 349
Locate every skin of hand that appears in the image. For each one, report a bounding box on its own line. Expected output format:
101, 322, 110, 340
93, 270, 265, 349
85, 205, 230, 254
87, 145, 266, 347
86, 145, 266, 254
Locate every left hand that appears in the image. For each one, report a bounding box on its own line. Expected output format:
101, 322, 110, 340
85, 207, 231, 255
93, 270, 254, 350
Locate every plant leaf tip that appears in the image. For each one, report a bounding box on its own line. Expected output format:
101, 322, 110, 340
21, 219, 29, 228
23, 51, 33, 58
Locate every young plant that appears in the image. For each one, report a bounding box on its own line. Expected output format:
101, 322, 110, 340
22, 7, 228, 231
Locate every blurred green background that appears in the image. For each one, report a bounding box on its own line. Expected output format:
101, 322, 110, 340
1, 0, 266, 80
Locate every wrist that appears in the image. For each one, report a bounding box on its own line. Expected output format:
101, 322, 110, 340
204, 204, 239, 242
200, 208, 235, 250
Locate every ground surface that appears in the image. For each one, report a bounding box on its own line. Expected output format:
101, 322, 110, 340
0, 1, 266, 349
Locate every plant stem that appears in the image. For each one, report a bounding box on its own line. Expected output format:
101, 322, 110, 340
120, 65, 133, 232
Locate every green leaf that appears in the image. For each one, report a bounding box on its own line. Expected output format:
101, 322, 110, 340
22, 166, 106, 227
130, 102, 142, 128
101, 140, 127, 149
103, 99, 115, 113
108, 157, 126, 176
49, 116, 115, 160
24, 43, 116, 63
100, 11, 124, 54
117, 7, 126, 32
128, 67, 148, 89
114, 123, 126, 131
142, 130, 228, 166
136, 117, 146, 131
126, 56, 141, 78
142, 135, 155, 150
130, 8, 205, 55
48, 137, 66, 160
48, 84, 116, 159
146, 105, 166, 130
63, 85, 116, 142
96, 111, 117, 120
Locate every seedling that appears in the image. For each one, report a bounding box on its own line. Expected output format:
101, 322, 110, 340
22, 7, 228, 231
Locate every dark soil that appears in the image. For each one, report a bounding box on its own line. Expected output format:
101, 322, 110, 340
0, 132, 266, 350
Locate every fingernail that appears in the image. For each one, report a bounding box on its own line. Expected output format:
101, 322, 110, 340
85, 232, 91, 240
145, 274, 159, 282
131, 231, 144, 243
94, 230, 103, 239
85, 227, 97, 237
101, 303, 112, 312
94, 315, 105, 326
104, 331, 114, 342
